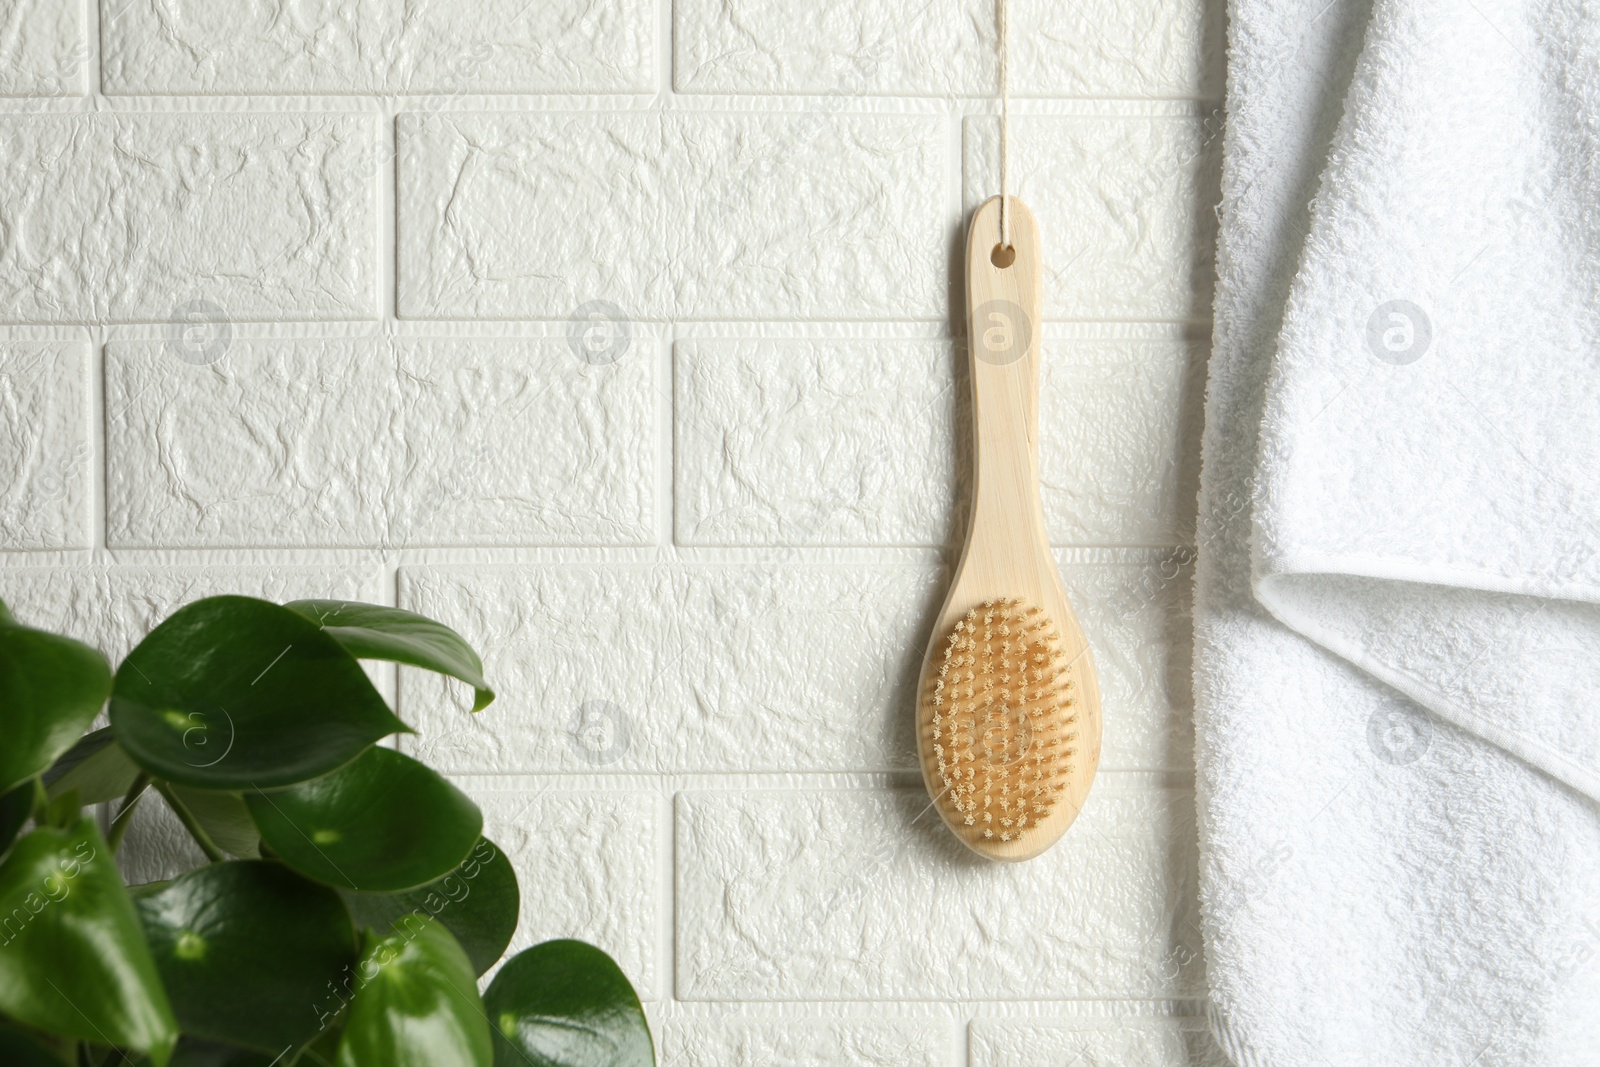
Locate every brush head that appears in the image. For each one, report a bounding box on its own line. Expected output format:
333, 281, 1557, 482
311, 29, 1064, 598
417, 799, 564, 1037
922, 598, 1078, 852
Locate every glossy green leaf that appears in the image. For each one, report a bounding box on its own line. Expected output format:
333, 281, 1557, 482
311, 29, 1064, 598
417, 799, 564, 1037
285, 601, 494, 713
110, 597, 406, 790
247, 748, 481, 892
45, 727, 142, 805
0, 1026, 61, 1067
167, 787, 259, 859
135, 861, 358, 1054
336, 919, 491, 1067
344, 837, 519, 976
485, 940, 653, 1067
0, 781, 31, 855
0, 608, 112, 794
0, 818, 177, 1065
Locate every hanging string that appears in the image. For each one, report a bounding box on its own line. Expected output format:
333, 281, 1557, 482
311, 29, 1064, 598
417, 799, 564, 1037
997, 0, 1011, 250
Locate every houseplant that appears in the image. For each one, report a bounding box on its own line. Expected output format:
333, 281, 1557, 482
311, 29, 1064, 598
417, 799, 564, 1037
0, 594, 653, 1066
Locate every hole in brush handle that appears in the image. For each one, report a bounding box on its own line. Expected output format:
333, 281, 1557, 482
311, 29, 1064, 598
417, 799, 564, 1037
990, 243, 1016, 269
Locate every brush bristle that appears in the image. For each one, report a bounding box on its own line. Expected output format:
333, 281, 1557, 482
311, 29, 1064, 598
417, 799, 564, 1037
924, 598, 1077, 845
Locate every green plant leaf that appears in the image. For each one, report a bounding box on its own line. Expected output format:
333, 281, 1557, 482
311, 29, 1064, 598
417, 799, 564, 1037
343, 837, 519, 977
0, 781, 31, 855
247, 748, 481, 892
485, 940, 653, 1067
0, 818, 177, 1065
45, 728, 142, 805
284, 601, 494, 713
135, 860, 358, 1055
0, 608, 112, 795
336, 919, 491, 1067
166, 787, 260, 859
110, 597, 406, 790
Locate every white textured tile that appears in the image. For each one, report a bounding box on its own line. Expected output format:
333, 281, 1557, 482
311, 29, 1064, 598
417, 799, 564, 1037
965, 117, 1222, 321
392, 338, 653, 546
1043, 339, 1206, 546
104, 339, 392, 548
397, 564, 944, 773
673, 337, 1204, 548
0, 342, 89, 549
398, 554, 1192, 773
104, 337, 652, 548
0, 566, 376, 665
675, 787, 1203, 1000
100, 0, 652, 94
0, 0, 84, 96
116, 795, 210, 888
969, 1017, 1228, 1067
476, 789, 659, 999
661, 1015, 952, 1066
1060, 551, 1195, 772
674, 339, 961, 547
675, 0, 1222, 99
397, 113, 945, 321
0, 114, 375, 324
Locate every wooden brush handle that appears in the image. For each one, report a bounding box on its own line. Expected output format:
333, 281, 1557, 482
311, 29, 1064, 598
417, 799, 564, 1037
965, 195, 1049, 560
916, 194, 1101, 861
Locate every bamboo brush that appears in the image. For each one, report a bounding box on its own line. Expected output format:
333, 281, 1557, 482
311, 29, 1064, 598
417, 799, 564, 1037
915, 195, 1102, 862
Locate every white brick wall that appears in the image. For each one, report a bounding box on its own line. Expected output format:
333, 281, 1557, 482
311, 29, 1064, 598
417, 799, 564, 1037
0, 0, 83, 97
0, 114, 376, 322
0, 0, 1221, 1060
0, 342, 89, 548
396, 112, 946, 321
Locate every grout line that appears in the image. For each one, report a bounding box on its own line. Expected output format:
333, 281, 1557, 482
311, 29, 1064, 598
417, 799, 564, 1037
950, 109, 966, 220
86, 0, 104, 559
84, 0, 99, 98
0, 544, 1193, 570
949, 108, 967, 336
658, 0, 674, 100
659, 331, 676, 548
661, 787, 677, 1007
89, 327, 106, 557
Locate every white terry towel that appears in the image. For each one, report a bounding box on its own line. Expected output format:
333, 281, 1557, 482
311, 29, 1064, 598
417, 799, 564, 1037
1194, 0, 1600, 1063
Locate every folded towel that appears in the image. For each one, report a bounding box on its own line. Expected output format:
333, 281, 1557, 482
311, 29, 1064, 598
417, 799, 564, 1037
1194, 0, 1600, 1063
